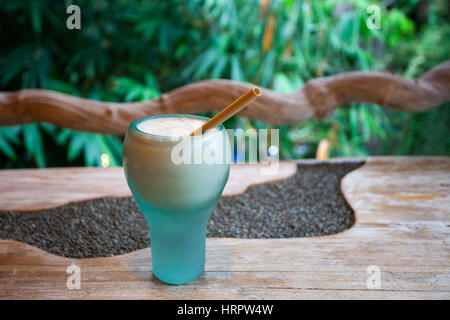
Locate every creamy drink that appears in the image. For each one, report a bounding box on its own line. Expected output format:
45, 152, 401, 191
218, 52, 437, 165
136, 116, 206, 137
123, 115, 230, 285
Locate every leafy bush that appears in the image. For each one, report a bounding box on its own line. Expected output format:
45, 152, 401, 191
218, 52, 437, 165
0, 0, 448, 168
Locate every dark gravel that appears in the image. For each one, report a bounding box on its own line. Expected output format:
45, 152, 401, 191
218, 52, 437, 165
0, 162, 362, 258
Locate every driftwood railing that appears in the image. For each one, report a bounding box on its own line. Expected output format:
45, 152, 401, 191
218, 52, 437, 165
0, 61, 449, 135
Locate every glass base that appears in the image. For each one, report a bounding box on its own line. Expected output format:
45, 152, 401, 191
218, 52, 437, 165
153, 267, 204, 285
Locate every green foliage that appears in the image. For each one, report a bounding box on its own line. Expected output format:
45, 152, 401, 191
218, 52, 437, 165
0, 0, 448, 168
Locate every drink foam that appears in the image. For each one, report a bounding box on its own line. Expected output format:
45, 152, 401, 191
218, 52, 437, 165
137, 117, 206, 137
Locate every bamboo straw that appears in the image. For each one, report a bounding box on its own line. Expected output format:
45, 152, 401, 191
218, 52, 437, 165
190, 87, 262, 136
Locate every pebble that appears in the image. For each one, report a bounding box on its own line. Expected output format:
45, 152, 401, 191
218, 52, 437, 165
0, 162, 362, 258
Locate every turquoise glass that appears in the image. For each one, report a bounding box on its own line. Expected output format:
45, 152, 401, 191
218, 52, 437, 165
123, 115, 230, 284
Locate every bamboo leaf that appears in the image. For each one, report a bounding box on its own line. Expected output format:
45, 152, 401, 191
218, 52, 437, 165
23, 124, 45, 167
231, 55, 244, 82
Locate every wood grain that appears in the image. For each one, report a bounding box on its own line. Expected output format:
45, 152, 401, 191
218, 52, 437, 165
0, 162, 297, 211
0, 61, 449, 134
0, 157, 449, 299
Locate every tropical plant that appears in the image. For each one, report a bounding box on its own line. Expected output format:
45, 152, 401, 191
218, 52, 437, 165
0, 0, 448, 168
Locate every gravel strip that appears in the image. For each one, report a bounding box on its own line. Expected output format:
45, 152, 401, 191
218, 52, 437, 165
0, 162, 362, 258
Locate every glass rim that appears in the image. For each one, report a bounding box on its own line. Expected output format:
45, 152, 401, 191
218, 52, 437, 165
129, 114, 225, 139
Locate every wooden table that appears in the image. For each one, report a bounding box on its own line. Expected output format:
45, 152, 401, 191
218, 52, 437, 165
0, 157, 449, 299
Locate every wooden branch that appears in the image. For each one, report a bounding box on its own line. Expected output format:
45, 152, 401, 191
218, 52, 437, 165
0, 61, 449, 134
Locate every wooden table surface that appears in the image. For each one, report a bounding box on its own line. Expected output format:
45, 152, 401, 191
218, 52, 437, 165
0, 157, 449, 299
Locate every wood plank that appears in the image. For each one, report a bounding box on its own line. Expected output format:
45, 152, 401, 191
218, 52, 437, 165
0, 162, 297, 211
0, 157, 449, 299
342, 157, 450, 223
0, 239, 448, 299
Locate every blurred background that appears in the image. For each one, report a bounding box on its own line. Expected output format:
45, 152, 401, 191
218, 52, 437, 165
0, 0, 448, 169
